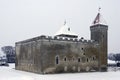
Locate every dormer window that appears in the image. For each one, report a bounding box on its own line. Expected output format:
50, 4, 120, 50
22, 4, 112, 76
68, 28, 70, 31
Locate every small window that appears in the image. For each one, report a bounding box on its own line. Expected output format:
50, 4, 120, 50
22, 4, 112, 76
68, 28, 70, 31
93, 56, 95, 60
64, 57, 67, 61
55, 56, 59, 64
81, 37, 84, 39
87, 58, 89, 62
83, 53, 85, 55
78, 58, 81, 62
81, 48, 84, 50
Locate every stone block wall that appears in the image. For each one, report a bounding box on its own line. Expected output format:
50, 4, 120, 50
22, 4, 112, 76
15, 35, 99, 74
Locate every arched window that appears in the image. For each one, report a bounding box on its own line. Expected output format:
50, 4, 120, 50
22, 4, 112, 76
55, 56, 59, 64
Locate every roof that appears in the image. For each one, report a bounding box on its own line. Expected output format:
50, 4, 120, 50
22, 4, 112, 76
92, 9, 107, 26
55, 21, 78, 38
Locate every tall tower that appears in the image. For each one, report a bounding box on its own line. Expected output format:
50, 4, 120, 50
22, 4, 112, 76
90, 8, 108, 71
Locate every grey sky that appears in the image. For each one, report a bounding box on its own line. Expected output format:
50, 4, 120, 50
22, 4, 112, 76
0, 0, 120, 53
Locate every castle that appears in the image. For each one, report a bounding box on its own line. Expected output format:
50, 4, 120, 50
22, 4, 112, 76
15, 10, 108, 74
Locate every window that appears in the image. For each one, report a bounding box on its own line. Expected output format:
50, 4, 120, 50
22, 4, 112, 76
55, 56, 59, 64
87, 58, 89, 62
64, 57, 67, 61
92, 56, 95, 60
83, 53, 85, 55
81, 48, 84, 50
78, 58, 81, 62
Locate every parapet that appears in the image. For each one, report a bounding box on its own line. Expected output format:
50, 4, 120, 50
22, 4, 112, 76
16, 35, 95, 45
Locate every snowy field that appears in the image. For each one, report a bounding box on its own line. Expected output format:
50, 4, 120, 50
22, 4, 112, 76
0, 64, 120, 80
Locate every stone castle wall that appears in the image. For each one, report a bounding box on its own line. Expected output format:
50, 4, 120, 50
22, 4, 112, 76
15, 35, 99, 74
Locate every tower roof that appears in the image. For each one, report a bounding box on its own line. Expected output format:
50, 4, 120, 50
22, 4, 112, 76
55, 21, 78, 38
92, 8, 107, 26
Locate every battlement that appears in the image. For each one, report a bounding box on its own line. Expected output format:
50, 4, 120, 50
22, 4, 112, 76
16, 35, 95, 45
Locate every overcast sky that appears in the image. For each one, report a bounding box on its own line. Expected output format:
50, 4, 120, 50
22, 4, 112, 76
0, 0, 120, 53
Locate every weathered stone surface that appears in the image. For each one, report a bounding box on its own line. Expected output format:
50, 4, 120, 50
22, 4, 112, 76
15, 37, 100, 74
15, 19, 108, 74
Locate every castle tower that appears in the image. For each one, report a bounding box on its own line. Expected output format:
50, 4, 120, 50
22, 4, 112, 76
90, 8, 108, 71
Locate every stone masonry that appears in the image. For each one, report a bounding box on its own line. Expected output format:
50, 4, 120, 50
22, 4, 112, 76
15, 11, 108, 74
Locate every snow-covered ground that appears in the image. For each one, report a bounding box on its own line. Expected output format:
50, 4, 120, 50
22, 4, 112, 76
0, 64, 120, 80
108, 59, 116, 64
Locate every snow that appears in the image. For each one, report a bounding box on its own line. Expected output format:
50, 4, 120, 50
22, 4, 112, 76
0, 64, 120, 80
55, 22, 78, 37
92, 13, 107, 26
0, 49, 6, 57
108, 59, 116, 64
